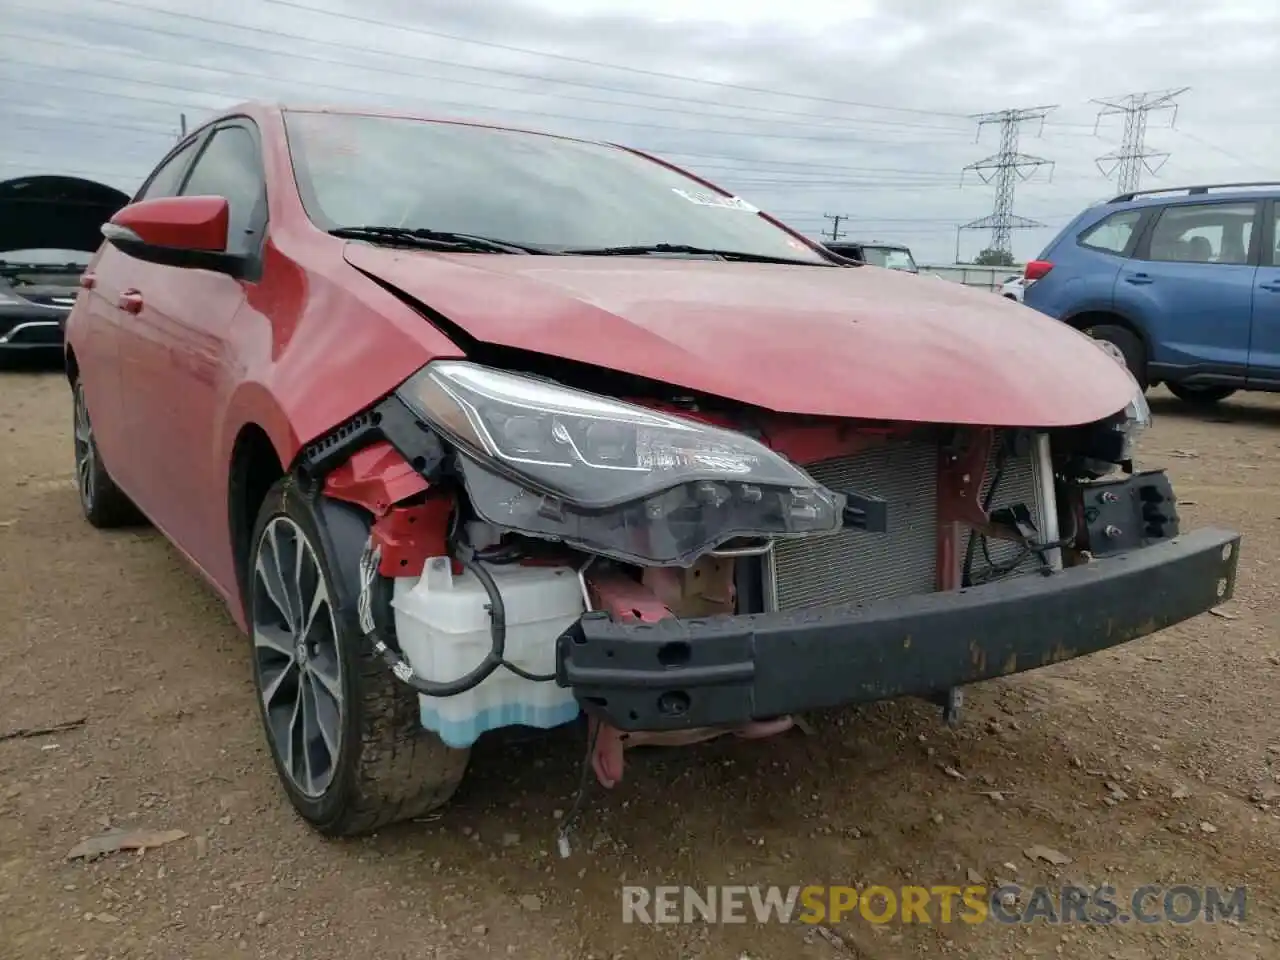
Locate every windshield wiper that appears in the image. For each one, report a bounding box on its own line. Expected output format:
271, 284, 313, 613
557, 243, 832, 266
328, 226, 547, 255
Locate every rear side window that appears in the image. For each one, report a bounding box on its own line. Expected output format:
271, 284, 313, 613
179, 125, 267, 257
1272, 206, 1280, 266
1078, 209, 1142, 254
1147, 201, 1258, 265
135, 139, 199, 202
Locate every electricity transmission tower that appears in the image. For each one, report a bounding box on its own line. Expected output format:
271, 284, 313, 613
1092, 88, 1189, 194
959, 106, 1057, 259
823, 213, 848, 241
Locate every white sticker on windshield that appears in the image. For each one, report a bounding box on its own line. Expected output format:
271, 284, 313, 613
671, 188, 759, 212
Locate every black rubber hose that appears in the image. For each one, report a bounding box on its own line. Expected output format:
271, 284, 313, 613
961, 445, 1006, 588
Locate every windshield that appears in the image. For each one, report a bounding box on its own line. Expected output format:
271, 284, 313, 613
860, 246, 918, 272
283, 111, 828, 263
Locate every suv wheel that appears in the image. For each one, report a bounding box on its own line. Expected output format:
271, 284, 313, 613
1166, 383, 1236, 406
1083, 324, 1147, 390
248, 476, 470, 836
72, 377, 145, 528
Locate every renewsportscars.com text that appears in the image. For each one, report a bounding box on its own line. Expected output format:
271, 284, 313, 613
621, 884, 1246, 926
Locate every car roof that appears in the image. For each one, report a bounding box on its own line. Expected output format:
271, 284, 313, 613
1103, 181, 1280, 210
203, 100, 612, 150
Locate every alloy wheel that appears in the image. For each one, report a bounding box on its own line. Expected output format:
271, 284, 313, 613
251, 516, 344, 798
73, 383, 95, 511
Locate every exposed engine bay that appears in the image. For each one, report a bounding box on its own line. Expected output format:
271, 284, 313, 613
300, 346, 1169, 800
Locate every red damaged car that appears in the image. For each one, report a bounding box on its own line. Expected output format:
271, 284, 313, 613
66, 103, 1241, 837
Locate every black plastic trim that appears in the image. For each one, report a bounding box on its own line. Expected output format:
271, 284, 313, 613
557, 526, 1242, 731
295, 394, 448, 484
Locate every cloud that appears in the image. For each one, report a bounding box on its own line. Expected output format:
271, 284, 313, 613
0, 0, 1274, 262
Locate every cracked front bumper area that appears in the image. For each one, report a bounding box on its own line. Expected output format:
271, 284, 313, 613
556, 526, 1241, 732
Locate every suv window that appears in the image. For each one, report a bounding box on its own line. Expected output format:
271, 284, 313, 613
179, 125, 266, 258
1078, 209, 1142, 254
1271, 206, 1280, 267
1147, 201, 1257, 265
135, 138, 199, 202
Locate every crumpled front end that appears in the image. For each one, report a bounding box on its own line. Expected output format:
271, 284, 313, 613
298, 350, 1239, 793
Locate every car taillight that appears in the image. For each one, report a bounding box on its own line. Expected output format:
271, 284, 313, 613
1024, 259, 1053, 281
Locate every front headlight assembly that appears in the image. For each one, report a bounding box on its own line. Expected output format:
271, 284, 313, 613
1089, 338, 1151, 459
395, 360, 843, 565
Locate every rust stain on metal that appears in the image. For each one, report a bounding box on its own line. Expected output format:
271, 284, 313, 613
969, 640, 987, 673
1002, 652, 1018, 675
1118, 617, 1158, 641
1042, 644, 1079, 666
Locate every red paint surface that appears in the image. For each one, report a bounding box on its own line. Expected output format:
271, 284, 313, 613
64, 101, 1137, 627
111, 195, 231, 252
344, 245, 1137, 428
322, 441, 429, 516
369, 498, 452, 579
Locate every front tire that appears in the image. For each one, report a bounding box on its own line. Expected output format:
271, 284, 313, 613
71, 377, 145, 528
247, 476, 469, 836
1083, 324, 1147, 390
1166, 383, 1236, 406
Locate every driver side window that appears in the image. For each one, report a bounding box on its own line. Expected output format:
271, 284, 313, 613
179, 125, 268, 259
134, 139, 199, 202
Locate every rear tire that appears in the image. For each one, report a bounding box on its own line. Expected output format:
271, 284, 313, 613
72, 377, 146, 528
1166, 383, 1236, 406
247, 476, 470, 837
1083, 323, 1147, 390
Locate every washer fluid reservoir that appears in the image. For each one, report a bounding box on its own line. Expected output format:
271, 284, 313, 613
391, 556, 585, 748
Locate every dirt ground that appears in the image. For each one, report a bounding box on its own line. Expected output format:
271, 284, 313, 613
1, 363, 1278, 960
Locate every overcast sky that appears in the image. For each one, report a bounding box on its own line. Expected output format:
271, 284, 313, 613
1, 0, 1275, 263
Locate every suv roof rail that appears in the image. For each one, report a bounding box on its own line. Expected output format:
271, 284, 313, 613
1108, 181, 1280, 203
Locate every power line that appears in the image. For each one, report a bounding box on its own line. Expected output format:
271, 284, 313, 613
1092, 88, 1190, 193
5, 0, 971, 134
0, 53, 963, 147
259, 0, 973, 120
960, 106, 1058, 256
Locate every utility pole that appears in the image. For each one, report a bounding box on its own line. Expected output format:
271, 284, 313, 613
823, 213, 848, 242
959, 105, 1057, 260
180, 113, 188, 137
1092, 88, 1189, 194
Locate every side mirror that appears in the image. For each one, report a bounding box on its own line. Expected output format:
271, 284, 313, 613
101, 196, 248, 278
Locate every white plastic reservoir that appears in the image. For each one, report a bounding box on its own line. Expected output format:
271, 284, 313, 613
391, 557, 586, 748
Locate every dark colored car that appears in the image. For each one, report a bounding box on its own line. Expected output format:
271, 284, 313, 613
1023, 181, 1280, 405
0, 176, 130, 354
66, 102, 1240, 837
824, 240, 919, 273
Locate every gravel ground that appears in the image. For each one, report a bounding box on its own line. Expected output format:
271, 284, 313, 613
1, 364, 1278, 960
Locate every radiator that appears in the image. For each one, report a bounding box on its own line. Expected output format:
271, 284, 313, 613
764, 434, 1055, 612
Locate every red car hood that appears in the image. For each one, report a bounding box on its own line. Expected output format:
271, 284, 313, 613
344, 246, 1136, 427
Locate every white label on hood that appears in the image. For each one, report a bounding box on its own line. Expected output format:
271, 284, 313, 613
671, 188, 759, 212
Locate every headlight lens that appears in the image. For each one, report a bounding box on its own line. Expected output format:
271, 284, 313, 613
1089, 337, 1150, 457
395, 360, 843, 565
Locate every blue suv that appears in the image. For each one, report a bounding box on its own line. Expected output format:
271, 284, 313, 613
1023, 181, 1280, 405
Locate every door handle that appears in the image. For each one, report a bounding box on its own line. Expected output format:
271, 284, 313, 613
1260, 282, 1280, 293
1124, 273, 1153, 285
79, 272, 96, 290
117, 290, 144, 314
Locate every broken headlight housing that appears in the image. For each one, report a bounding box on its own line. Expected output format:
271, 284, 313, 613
395, 360, 843, 565
1089, 338, 1151, 460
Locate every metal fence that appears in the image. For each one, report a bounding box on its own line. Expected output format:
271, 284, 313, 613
919, 264, 1022, 292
